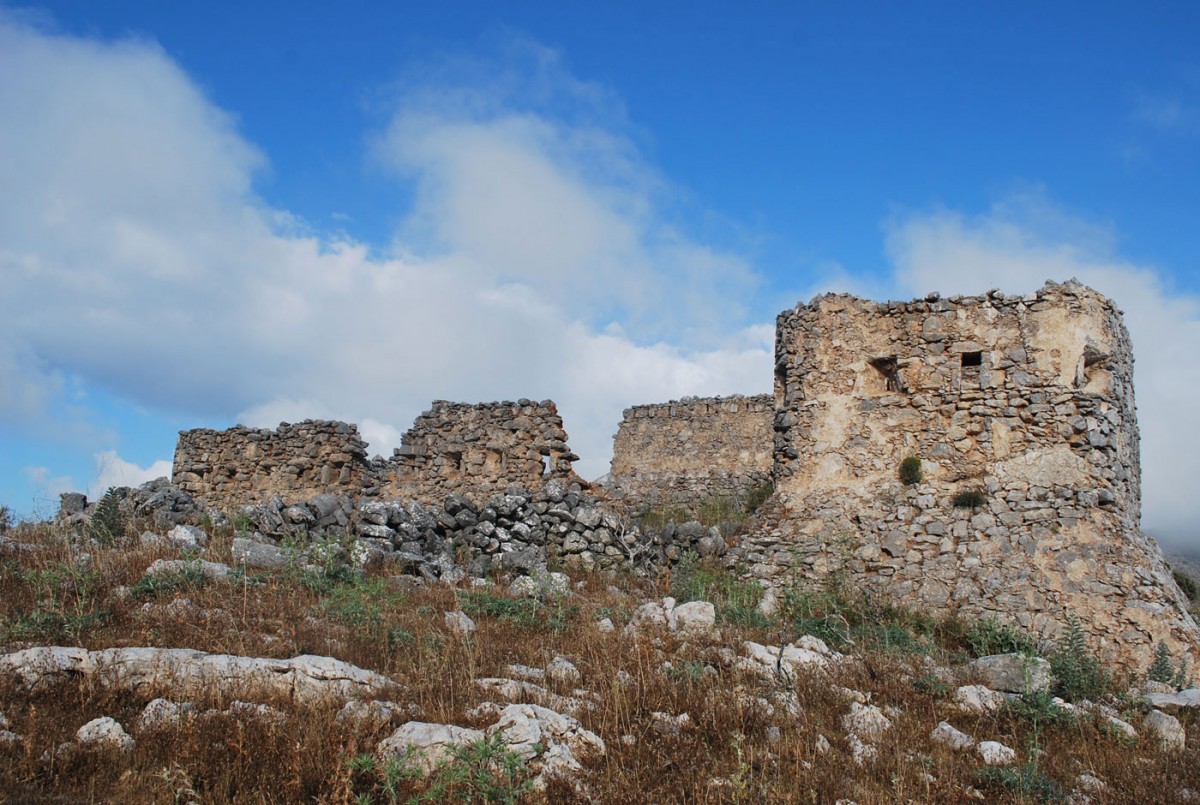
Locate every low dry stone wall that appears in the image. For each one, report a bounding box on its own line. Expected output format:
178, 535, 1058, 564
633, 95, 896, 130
172, 421, 369, 510
609, 395, 773, 514
746, 280, 1199, 671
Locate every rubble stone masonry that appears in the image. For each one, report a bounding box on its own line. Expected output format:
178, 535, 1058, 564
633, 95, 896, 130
173, 420, 370, 507
376, 399, 580, 506
173, 401, 580, 512
609, 395, 774, 514
743, 279, 1199, 670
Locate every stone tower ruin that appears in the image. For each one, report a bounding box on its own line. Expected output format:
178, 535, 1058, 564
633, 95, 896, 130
740, 279, 1198, 669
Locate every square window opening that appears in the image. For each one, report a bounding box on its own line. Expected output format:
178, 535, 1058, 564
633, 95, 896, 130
961, 351, 983, 368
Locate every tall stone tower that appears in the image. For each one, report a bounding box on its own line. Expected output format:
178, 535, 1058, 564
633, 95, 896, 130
744, 279, 1198, 670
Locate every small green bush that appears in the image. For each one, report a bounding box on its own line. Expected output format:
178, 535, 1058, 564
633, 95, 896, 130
898, 456, 923, 486
130, 565, 210, 598
965, 616, 1036, 658
89, 487, 126, 545
457, 590, 578, 633
1049, 615, 1109, 702
912, 673, 952, 698
952, 488, 987, 510
1147, 641, 1193, 689
977, 762, 1065, 803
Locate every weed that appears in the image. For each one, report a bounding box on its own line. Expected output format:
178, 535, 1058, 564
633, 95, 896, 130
89, 487, 126, 545
457, 590, 578, 633
2, 559, 108, 642
951, 488, 987, 510
899, 456, 923, 485
1147, 641, 1193, 690
318, 576, 407, 640
977, 762, 1065, 803
670, 553, 766, 626
417, 733, 536, 803
964, 616, 1037, 658
1049, 614, 1109, 702
912, 673, 952, 698
129, 564, 211, 598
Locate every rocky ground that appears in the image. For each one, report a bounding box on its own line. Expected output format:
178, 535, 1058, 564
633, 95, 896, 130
1, 504, 1199, 803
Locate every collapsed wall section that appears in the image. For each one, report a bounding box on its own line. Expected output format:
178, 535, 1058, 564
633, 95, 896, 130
745, 279, 1198, 671
609, 395, 774, 513
172, 420, 369, 509
377, 399, 580, 506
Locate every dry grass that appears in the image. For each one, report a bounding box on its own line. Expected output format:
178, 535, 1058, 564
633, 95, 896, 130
0, 518, 1197, 804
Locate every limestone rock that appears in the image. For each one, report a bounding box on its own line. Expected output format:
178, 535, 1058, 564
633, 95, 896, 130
1143, 688, 1200, 714
669, 600, 717, 635
136, 698, 197, 730
443, 611, 476, 637
1144, 709, 1186, 752
0, 646, 396, 704
144, 558, 232, 582
967, 653, 1051, 693
930, 721, 975, 750
546, 656, 582, 686
842, 702, 891, 742
76, 717, 134, 752
953, 684, 1008, 714
231, 537, 292, 569
976, 740, 1016, 766
376, 722, 485, 774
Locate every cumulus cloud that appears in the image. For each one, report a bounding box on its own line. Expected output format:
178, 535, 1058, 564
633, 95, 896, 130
89, 451, 173, 498
884, 192, 1200, 550
0, 13, 771, 487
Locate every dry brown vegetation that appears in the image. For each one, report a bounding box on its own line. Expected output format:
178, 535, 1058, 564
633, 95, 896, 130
1, 516, 1197, 804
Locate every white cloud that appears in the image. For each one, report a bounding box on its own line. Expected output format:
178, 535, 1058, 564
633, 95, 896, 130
884, 193, 1200, 550
88, 451, 173, 498
0, 15, 770, 486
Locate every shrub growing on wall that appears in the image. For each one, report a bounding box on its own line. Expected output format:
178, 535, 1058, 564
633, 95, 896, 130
899, 456, 923, 486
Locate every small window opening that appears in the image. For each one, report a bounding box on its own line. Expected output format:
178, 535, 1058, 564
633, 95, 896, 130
869, 356, 905, 392
961, 351, 983, 368
540, 454, 552, 478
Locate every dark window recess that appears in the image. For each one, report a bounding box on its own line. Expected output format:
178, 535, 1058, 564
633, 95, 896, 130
961, 351, 983, 368
869, 356, 905, 392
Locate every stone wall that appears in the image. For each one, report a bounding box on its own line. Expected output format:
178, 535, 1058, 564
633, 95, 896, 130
173, 421, 370, 509
742, 279, 1199, 671
609, 395, 774, 513
173, 400, 581, 512
377, 400, 580, 506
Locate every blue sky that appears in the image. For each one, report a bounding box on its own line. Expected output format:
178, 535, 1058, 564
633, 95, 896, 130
3, 2, 1199, 549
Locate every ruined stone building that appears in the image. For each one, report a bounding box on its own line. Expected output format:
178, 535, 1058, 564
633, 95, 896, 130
168, 279, 1198, 670
173, 420, 370, 507
609, 395, 774, 514
173, 400, 579, 511
739, 280, 1198, 669
375, 400, 580, 504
